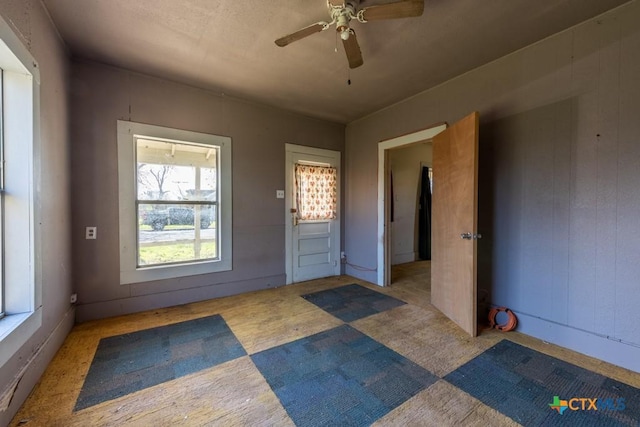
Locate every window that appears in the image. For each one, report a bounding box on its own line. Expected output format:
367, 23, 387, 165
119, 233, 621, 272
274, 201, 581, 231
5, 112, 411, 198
136, 139, 219, 266
1, 67, 4, 320
118, 121, 232, 284
294, 164, 337, 220
0, 15, 41, 365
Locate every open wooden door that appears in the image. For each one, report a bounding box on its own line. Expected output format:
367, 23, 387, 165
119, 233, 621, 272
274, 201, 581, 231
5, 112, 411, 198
431, 112, 479, 337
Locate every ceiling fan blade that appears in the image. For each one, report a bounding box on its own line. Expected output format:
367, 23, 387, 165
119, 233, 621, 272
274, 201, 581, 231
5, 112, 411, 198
359, 0, 424, 21
342, 30, 363, 69
275, 22, 328, 47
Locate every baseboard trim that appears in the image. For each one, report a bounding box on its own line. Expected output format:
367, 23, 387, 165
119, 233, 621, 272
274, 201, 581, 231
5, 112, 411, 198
345, 268, 377, 286
0, 307, 75, 426
391, 252, 416, 266
515, 310, 640, 373
75, 274, 287, 322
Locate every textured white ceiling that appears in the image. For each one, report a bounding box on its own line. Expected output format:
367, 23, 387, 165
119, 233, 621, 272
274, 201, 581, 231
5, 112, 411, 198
43, 0, 630, 123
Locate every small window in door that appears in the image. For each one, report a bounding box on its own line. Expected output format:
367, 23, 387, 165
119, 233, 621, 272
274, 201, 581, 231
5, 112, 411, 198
294, 164, 337, 220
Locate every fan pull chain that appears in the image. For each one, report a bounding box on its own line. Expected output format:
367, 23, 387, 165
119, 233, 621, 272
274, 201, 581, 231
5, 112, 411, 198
335, 31, 338, 53
347, 68, 351, 86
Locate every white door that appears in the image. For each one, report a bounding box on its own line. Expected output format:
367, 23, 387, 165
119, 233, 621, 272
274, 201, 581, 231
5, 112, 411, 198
285, 144, 341, 284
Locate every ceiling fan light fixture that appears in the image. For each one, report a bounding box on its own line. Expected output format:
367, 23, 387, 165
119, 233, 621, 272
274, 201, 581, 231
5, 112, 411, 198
274, 0, 425, 68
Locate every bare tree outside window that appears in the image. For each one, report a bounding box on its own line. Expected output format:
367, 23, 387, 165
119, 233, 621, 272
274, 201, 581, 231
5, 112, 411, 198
138, 164, 173, 200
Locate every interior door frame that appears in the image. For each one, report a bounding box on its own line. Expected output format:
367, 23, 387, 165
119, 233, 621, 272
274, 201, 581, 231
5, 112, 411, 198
377, 123, 447, 286
285, 143, 341, 285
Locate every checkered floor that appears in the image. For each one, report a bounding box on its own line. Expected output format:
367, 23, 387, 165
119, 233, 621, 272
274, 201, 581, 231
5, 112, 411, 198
12, 273, 640, 427
72, 284, 640, 427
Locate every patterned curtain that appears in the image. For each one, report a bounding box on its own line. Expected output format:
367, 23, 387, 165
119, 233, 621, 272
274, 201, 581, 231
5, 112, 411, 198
295, 164, 337, 220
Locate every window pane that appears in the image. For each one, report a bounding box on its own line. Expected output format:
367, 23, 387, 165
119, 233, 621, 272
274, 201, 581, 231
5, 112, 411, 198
136, 138, 218, 202
0, 68, 3, 318
138, 203, 218, 267
135, 136, 221, 268
295, 164, 337, 220
0, 193, 3, 318
200, 167, 217, 193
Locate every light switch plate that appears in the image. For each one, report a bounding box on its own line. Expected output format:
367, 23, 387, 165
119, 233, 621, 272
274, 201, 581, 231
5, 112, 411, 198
276, 190, 285, 199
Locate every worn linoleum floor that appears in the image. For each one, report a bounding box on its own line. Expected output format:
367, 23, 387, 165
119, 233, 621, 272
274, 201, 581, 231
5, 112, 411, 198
10, 261, 640, 426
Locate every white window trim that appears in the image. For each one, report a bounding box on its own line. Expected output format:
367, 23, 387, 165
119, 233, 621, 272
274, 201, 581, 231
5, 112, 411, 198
0, 14, 42, 368
117, 121, 232, 284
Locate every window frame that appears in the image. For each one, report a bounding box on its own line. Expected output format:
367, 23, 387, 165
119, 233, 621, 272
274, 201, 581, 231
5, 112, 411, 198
118, 121, 232, 284
0, 14, 42, 367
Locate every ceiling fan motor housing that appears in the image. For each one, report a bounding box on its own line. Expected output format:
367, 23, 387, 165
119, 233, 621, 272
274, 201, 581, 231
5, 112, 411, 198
330, 0, 359, 39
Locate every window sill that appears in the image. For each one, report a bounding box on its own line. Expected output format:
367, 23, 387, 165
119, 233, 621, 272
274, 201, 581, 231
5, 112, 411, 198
0, 312, 30, 340
0, 309, 41, 367
121, 258, 232, 285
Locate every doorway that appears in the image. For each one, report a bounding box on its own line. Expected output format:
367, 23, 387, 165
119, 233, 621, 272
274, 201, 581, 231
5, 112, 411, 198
377, 113, 480, 337
388, 143, 433, 284
285, 144, 341, 284
376, 123, 447, 287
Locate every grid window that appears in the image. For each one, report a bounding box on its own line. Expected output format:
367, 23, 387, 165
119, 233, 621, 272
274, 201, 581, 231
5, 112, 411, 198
0, 16, 41, 361
0, 68, 4, 320
118, 121, 232, 284
136, 138, 220, 267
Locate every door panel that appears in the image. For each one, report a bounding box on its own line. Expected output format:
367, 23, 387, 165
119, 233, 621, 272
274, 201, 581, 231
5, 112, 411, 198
299, 236, 331, 253
299, 252, 330, 267
431, 112, 479, 337
296, 222, 332, 270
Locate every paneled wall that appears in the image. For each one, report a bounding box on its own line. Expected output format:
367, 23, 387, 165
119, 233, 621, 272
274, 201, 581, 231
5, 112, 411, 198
345, 1, 640, 372
70, 61, 345, 322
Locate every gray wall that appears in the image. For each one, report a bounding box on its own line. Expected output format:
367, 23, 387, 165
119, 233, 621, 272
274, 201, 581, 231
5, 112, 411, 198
345, 1, 640, 372
389, 143, 432, 265
70, 60, 345, 322
0, 1, 73, 425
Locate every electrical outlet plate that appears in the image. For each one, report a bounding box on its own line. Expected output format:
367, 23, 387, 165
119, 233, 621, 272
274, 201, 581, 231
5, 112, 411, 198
86, 226, 97, 239
276, 190, 285, 199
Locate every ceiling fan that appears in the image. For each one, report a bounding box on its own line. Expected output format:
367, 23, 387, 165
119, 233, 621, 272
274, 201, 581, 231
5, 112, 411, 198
275, 0, 425, 69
